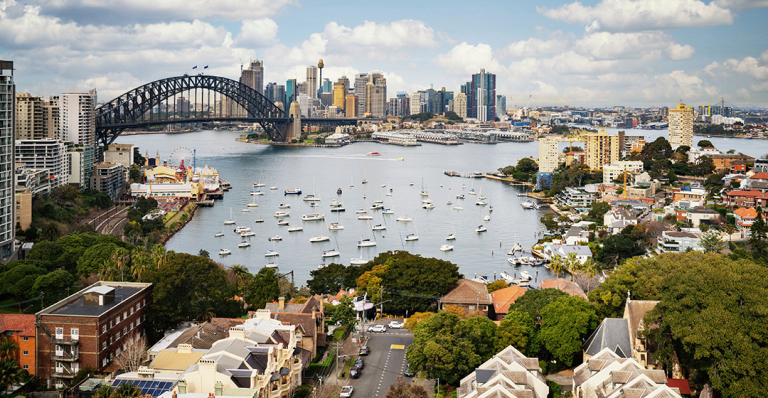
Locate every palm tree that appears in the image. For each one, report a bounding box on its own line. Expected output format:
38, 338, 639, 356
111, 248, 130, 282
130, 247, 150, 282
565, 252, 579, 275
150, 245, 167, 268
43, 222, 60, 241
0, 337, 19, 360
0, 359, 28, 394
550, 255, 565, 279
93, 383, 113, 398
230, 264, 249, 289
581, 258, 598, 294
112, 382, 142, 398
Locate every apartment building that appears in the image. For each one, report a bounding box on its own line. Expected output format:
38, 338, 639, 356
90, 162, 126, 201
668, 103, 693, 149
0, 314, 36, 375
15, 93, 59, 140
584, 129, 619, 171
15, 139, 69, 190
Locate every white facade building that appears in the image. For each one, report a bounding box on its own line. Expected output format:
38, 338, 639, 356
538, 136, 561, 173
602, 161, 645, 185
60, 91, 96, 190
15, 139, 69, 189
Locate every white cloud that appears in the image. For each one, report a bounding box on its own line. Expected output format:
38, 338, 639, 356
705, 56, 768, 79
323, 20, 438, 49
538, 0, 734, 32
501, 36, 570, 58
236, 19, 279, 48
666, 43, 696, 60
714, 0, 768, 10
434, 42, 505, 75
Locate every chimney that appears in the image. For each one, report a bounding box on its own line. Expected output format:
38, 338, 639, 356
178, 344, 192, 354
178, 380, 187, 394
214, 381, 223, 396
278, 297, 285, 311
229, 326, 246, 341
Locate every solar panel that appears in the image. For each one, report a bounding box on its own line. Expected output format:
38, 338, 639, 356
138, 381, 148, 388
152, 381, 161, 388
111, 381, 121, 387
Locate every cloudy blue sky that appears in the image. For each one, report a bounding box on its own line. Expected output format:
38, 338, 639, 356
2, 0, 767, 107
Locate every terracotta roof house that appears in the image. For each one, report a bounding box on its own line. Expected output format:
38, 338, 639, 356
733, 207, 757, 238
539, 279, 587, 300
490, 286, 527, 321
247, 308, 325, 363
441, 279, 493, 318
458, 346, 549, 398
0, 314, 36, 375
721, 189, 768, 208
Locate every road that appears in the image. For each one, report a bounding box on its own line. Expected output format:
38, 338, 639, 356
351, 319, 413, 398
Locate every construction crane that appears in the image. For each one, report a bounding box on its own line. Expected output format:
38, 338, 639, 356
622, 170, 640, 199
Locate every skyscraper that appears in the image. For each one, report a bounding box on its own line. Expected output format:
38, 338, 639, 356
322, 79, 332, 94
668, 103, 693, 149
354, 73, 369, 115
345, 95, 359, 118
0, 60, 15, 260
364, 74, 386, 117
286, 79, 297, 105
410, 91, 423, 115
460, 82, 472, 118
496, 95, 507, 118
306, 66, 319, 101
538, 136, 560, 173
398, 93, 410, 117
454, 93, 467, 120
264, 82, 286, 105
333, 82, 346, 112
15, 93, 59, 140
60, 90, 96, 189
471, 69, 496, 122
240, 60, 264, 95
585, 129, 620, 170
337, 76, 350, 98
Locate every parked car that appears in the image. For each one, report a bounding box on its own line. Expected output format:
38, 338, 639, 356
354, 359, 365, 369
349, 367, 361, 379
340, 386, 354, 397
359, 345, 370, 355
404, 363, 414, 377
370, 324, 387, 333
388, 321, 403, 329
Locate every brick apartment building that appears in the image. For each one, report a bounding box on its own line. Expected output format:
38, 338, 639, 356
35, 282, 152, 389
0, 314, 36, 375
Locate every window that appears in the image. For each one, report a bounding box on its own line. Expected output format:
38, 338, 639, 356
116, 348, 121, 356
102, 342, 107, 350
124, 311, 128, 319
71, 328, 79, 340
110, 320, 113, 328
55, 345, 63, 357
5, 331, 12, 336
109, 336, 113, 344
103, 358, 107, 367
22, 350, 28, 356
123, 327, 127, 335
469, 306, 475, 310
130, 307, 134, 315
136, 318, 141, 325
22, 365, 28, 370
22, 337, 28, 342
55, 327, 63, 340
115, 315, 120, 323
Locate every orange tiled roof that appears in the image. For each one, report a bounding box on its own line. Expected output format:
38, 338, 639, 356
540, 279, 588, 299
0, 314, 35, 337
491, 286, 527, 314
749, 172, 768, 180
734, 207, 757, 219
724, 190, 768, 199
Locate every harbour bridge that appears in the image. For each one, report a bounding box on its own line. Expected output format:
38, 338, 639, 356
95, 74, 358, 146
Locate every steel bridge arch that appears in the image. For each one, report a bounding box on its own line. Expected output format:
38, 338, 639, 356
95, 74, 288, 145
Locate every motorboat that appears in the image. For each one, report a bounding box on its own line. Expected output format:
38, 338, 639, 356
350, 258, 368, 265
396, 215, 412, 222
215, 231, 224, 237
367, 152, 381, 156
287, 225, 304, 232
284, 188, 302, 195
508, 242, 524, 255
357, 238, 377, 247
520, 270, 532, 280
489, 206, 493, 212
277, 220, 289, 226
330, 200, 342, 207
521, 201, 536, 209
374, 200, 384, 204
310, 234, 331, 242
238, 241, 251, 248
331, 207, 346, 212
304, 194, 321, 202
254, 217, 264, 223
453, 206, 463, 210
350, 177, 355, 188
309, 202, 320, 207
234, 226, 251, 233
405, 233, 419, 241
274, 210, 290, 218
471, 275, 490, 285
240, 231, 256, 237
219, 249, 231, 255
251, 190, 265, 196
355, 208, 367, 214
475, 225, 487, 233
475, 199, 488, 206
270, 186, 278, 190
269, 235, 283, 241
358, 214, 373, 220
302, 213, 325, 221
337, 188, 342, 194
322, 249, 340, 258
372, 224, 386, 231
383, 208, 395, 214
469, 189, 476, 195
264, 250, 279, 257
440, 245, 454, 252
279, 204, 291, 209
241, 208, 251, 212
370, 204, 384, 210
381, 183, 386, 187
484, 215, 491, 222
224, 219, 236, 225
253, 182, 265, 188
247, 203, 258, 208
456, 194, 464, 200
446, 201, 452, 205
409, 181, 414, 186
317, 264, 327, 269
328, 222, 345, 231
422, 203, 435, 209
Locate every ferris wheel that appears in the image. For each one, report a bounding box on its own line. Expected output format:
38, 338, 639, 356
168, 147, 194, 168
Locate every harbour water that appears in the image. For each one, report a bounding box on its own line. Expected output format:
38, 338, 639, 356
116, 128, 763, 286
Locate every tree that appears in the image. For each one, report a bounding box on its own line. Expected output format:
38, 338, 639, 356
666, 169, 678, 184
495, 312, 533, 353
540, 213, 558, 232
507, 289, 568, 323
700, 230, 726, 253
112, 382, 142, 398
93, 384, 113, 398
31, 270, 75, 298
329, 295, 357, 327
43, 222, 60, 241
749, 206, 768, 261
563, 146, 583, 153
229, 264, 250, 290
0, 337, 19, 360
596, 225, 646, 266
697, 139, 713, 148
693, 156, 716, 176
455, 316, 498, 361
640, 137, 672, 162
404, 312, 434, 332
307, 262, 349, 294
539, 296, 598, 366
0, 359, 28, 395
76, 243, 121, 278
486, 280, 508, 293
0, 263, 47, 309
516, 157, 538, 174
587, 201, 612, 221
645, 254, 768, 397
198, 249, 210, 259
114, 333, 147, 373
245, 267, 280, 310
384, 377, 428, 398
724, 224, 736, 241
550, 255, 565, 279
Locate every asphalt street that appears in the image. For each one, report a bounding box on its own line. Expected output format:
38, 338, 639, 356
350, 319, 414, 397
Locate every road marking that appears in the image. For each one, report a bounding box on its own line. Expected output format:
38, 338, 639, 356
390, 344, 405, 349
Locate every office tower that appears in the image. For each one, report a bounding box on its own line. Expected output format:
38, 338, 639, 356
286, 79, 297, 106
397, 91, 406, 99
723, 106, 733, 117
660, 106, 669, 117
454, 93, 467, 119
322, 79, 332, 94
333, 82, 346, 112
354, 73, 369, 114
398, 93, 410, 117
320, 92, 333, 111
264, 82, 285, 105
364, 74, 386, 117
443, 90, 454, 112
337, 76, 350, 99
297, 82, 308, 96
306, 66, 318, 100
471, 69, 496, 122
345, 95, 359, 118
387, 98, 398, 116
460, 82, 472, 118
668, 103, 694, 149
496, 95, 507, 118
15, 93, 59, 140
585, 129, 620, 170
538, 136, 560, 173
410, 91, 423, 115
0, 60, 14, 260
240, 60, 264, 95
60, 90, 96, 190
298, 95, 310, 117
175, 96, 189, 113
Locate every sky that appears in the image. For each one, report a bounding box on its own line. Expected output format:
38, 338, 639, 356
1, 0, 768, 108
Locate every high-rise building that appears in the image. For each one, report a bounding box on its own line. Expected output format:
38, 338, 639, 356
387, 98, 399, 117
322, 79, 332, 94
337, 76, 350, 95
15, 93, 59, 140
398, 93, 410, 117
15, 139, 69, 189
453, 93, 467, 120
296, 82, 308, 96
264, 82, 285, 105
333, 82, 346, 112
471, 69, 496, 122
585, 129, 620, 170
354, 73, 369, 114
364, 74, 387, 118
0, 60, 15, 260
60, 90, 96, 190
668, 103, 694, 149
538, 136, 560, 173
496, 95, 507, 118
286, 79, 297, 106
345, 95, 359, 118
460, 82, 472, 118
306, 66, 319, 100
411, 91, 423, 115
240, 60, 264, 95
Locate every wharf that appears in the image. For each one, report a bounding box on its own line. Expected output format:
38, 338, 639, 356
219, 178, 232, 191
198, 200, 215, 207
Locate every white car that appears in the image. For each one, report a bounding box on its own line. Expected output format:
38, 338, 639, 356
369, 324, 387, 333
388, 321, 403, 329
340, 386, 354, 397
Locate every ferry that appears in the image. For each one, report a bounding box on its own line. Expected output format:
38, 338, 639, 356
284, 188, 302, 195
367, 152, 381, 156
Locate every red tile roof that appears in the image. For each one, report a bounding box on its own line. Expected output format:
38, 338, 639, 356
723, 189, 768, 199
540, 279, 587, 299
666, 379, 691, 394
749, 172, 768, 180
0, 314, 35, 337
490, 286, 527, 314
441, 279, 492, 305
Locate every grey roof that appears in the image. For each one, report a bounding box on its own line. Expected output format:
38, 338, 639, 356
549, 244, 593, 257
475, 369, 497, 384
583, 318, 631, 358
564, 226, 584, 238
49, 286, 144, 317
690, 206, 719, 214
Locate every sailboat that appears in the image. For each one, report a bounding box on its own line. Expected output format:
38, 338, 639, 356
349, 177, 354, 188
508, 235, 523, 255
224, 208, 236, 225
446, 223, 456, 240
468, 181, 476, 195
362, 170, 368, 184
420, 178, 428, 197
247, 195, 259, 207
405, 221, 419, 241
396, 199, 413, 222
350, 246, 367, 265
328, 212, 344, 230
304, 177, 321, 201
310, 223, 331, 242
254, 215, 264, 223
215, 231, 224, 237
265, 241, 279, 257
253, 172, 266, 188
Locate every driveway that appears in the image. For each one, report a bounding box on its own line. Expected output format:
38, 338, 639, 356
351, 319, 413, 397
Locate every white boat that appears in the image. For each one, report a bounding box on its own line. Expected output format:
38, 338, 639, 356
422, 203, 435, 209
489, 206, 493, 212
264, 249, 279, 257
446, 201, 452, 205
453, 206, 463, 210
287, 225, 304, 232
215, 231, 224, 237
440, 245, 454, 252
302, 213, 325, 221
224, 208, 236, 225
383, 208, 395, 214
446, 223, 456, 240
372, 224, 386, 231
456, 194, 464, 199
508, 240, 524, 255
269, 235, 282, 241
484, 215, 491, 222
386, 192, 392, 196
279, 204, 291, 209
254, 217, 264, 223
370, 204, 384, 210
520, 270, 532, 280
234, 226, 251, 233
310, 234, 331, 242
475, 225, 487, 233
322, 249, 340, 258
331, 207, 346, 212
250, 190, 265, 196
238, 241, 251, 248
500, 271, 516, 284
355, 208, 367, 214
349, 177, 354, 188
358, 214, 373, 220
240, 231, 256, 237
309, 202, 320, 207
241, 208, 250, 212
409, 181, 414, 186
303, 194, 320, 202
397, 199, 413, 222
247, 195, 259, 207
521, 201, 536, 209
277, 220, 289, 226
330, 200, 342, 208
270, 186, 278, 190
317, 264, 326, 269
266, 263, 279, 268
219, 249, 231, 255
374, 199, 384, 204
362, 169, 368, 184
350, 258, 368, 265
420, 178, 428, 197
253, 172, 266, 187
469, 189, 476, 195
328, 222, 345, 231
284, 188, 302, 195
381, 183, 386, 188
274, 210, 290, 218
405, 233, 419, 241
357, 238, 377, 247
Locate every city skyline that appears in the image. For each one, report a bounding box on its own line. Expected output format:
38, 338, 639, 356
1, 0, 768, 108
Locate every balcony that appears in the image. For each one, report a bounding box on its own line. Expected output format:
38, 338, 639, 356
53, 338, 79, 346
54, 352, 79, 362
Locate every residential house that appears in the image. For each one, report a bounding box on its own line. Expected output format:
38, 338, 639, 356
657, 231, 703, 253
685, 206, 721, 227
489, 286, 527, 321
603, 208, 638, 235
539, 279, 587, 300
541, 244, 593, 264
687, 146, 720, 163
721, 189, 768, 208
582, 319, 631, 361
148, 322, 227, 361
563, 226, 589, 245
0, 314, 36, 375
742, 172, 768, 192
555, 187, 596, 208
440, 279, 493, 318
248, 309, 322, 368
672, 185, 706, 202
572, 348, 682, 398
704, 153, 754, 174
458, 346, 549, 398
733, 207, 756, 238
150, 343, 208, 374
